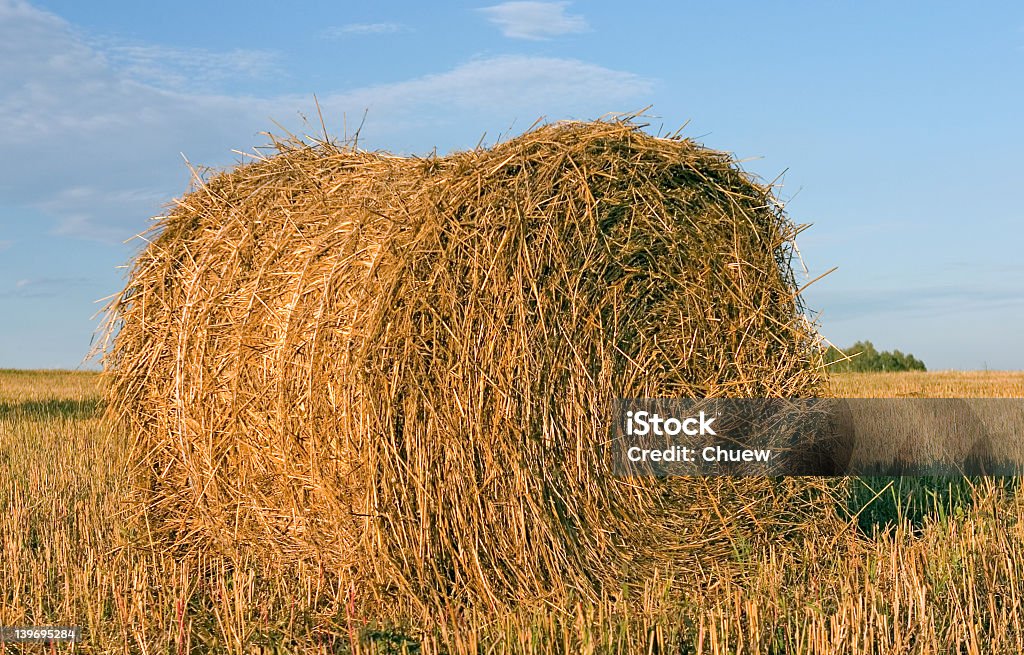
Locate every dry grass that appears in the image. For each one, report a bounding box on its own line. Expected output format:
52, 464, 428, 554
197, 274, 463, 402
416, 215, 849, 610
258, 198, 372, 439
831, 370, 1024, 398
101, 118, 830, 610
0, 370, 363, 652
4, 372, 1024, 653
825, 372, 1024, 475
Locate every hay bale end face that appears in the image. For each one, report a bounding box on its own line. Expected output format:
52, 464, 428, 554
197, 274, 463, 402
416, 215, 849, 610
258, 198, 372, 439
105, 119, 825, 607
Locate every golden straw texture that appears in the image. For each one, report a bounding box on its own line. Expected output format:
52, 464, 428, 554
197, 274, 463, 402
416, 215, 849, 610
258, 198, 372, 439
104, 119, 828, 609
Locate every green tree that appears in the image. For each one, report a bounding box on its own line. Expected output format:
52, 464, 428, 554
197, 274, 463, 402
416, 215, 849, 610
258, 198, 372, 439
825, 341, 926, 372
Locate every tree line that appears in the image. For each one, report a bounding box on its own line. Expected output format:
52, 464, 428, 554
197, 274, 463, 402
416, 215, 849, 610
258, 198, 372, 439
824, 340, 926, 372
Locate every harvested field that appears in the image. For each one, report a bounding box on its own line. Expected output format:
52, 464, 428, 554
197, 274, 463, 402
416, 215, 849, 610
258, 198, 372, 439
3, 370, 1024, 653
831, 370, 1024, 398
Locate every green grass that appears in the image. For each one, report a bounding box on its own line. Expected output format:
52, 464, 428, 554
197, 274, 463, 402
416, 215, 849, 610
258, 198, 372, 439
843, 475, 1007, 534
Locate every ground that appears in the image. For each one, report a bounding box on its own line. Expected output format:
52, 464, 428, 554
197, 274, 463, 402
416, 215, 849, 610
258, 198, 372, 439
1, 370, 1023, 653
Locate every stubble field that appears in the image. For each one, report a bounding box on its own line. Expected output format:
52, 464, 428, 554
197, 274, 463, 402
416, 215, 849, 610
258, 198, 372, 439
2, 369, 1023, 653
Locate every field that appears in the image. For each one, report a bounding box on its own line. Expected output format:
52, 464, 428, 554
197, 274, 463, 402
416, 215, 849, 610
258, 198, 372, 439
829, 370, 1024, 398
2, 370, 1024, 653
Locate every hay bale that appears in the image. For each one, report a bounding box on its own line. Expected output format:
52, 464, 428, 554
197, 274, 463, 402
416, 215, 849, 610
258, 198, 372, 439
104, 119, 826, 607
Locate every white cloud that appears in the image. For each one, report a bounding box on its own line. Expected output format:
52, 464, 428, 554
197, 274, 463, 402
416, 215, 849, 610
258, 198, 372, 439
0, 1, 650, 243
0, 2, 288, 240
480, 1, 588, 40
38, 187, 171, 242
92, 41, 280, 90
324, 22, 406, 37
317, 54, 650, 117
0, 239, 10, 251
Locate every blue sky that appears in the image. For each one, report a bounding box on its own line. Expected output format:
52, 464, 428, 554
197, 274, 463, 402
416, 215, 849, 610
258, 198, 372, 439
1, 0, 1021, 370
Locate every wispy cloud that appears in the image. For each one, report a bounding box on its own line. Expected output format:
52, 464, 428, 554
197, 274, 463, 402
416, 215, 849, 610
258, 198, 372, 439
1, 276, 93, 298
92, 41, 280, 89
323, 22, 406, 38
0, 1, 649, 243
0, 240, 11, 251
479, 1, 588, 40
37, 186, 171, 241
807, 285, 1024, 322
317, 54, 650, 116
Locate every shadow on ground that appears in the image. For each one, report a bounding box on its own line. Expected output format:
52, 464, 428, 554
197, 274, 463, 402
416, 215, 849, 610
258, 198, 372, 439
844, 475, 1018, 536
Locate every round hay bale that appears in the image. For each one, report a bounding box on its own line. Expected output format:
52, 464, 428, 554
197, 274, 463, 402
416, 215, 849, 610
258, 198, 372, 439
104, 119, 826, 607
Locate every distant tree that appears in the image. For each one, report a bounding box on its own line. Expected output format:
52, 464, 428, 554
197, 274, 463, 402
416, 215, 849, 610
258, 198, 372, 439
825, 341, 926, 372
